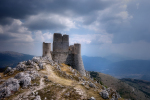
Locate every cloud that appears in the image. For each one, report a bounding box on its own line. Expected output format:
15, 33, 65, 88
70, 33, 113, 45
0, 19, 33, 43
34, 31, 53, 42
25, 13, 76, 31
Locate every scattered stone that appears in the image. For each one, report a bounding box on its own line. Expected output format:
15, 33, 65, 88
0, 78, 20, 98
89, 83, 96, 88
34, 95, 41, 100
16, 63, 26, 71
99, 90, 109, 99
32, 57, 40, 63
45, 79, 51, 82
38, 62, 43, 69
19, 76, 31, 88
43, 75, 48, 79
90, 96, 96, 100
26, 60, 32, 65
4, 67, 11, 74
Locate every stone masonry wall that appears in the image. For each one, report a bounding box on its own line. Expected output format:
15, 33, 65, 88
42, 42, 52, 60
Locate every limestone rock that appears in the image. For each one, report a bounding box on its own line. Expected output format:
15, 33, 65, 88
4, 67, 11, 74
90, 96, 96, 100
89, 83, 96, 88
38, 62, 43, 69
15, 72, 29, 79
100, 90, 109, 99
0, 78, 20, 98
34, 95, 41, 100
26, 60, 32, 65
16, 63, 26, 71
32, 57, 40, 63
43, 75, 48, 79
19, 76, 31, 88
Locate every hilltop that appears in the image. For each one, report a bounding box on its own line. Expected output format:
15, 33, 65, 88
0, 56, 123, 100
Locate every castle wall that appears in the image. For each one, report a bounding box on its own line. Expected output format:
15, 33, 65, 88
42, 42, 52, 60
53, 33, 69, 52
73, 43, 86, 76
74, 43, 81, 54
73, 54, 86, 76
66, 44, 86, 76
52, 52, 68, 63
52, 33, 69, 63
53, 33, 62, 42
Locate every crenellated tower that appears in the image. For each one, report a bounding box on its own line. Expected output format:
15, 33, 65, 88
52, 33, 69, 63
43, 33, 86, 76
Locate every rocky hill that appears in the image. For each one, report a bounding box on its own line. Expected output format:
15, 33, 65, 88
120, 78, 150, 97
0, 56, 124, 100
90, 71, 150, 100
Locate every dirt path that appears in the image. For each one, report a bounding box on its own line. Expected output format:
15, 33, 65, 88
13, 77, 45, 100
45, 64, 74, 86
33, 77, 45, 92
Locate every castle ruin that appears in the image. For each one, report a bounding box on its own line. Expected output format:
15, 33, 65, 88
42, 33, 86, 76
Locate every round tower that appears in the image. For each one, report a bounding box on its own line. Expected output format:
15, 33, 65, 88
74, 43, 81, 54
42, 42, 52, 60
73, 43, 86, 76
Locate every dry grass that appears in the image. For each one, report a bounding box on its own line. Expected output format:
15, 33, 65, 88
4, 88, 28, 100
0, 70, 21, 80
31, 77, 40, 85
38, 84, 66, 100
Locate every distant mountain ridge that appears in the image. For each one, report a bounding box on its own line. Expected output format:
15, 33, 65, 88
0, 51, 34, 69
82, 55, 150, 82
1, 52, 150, 82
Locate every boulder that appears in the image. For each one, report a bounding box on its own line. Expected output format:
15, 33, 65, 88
16, 63, 26, 71
0, 78, 20, 98
32, 57, 40, 63
26, 60, 32, 65
89, 83, 96, 88
34, 95, 41, 100
14, 72, 29, 79
99, 90, 109, 99
4, 67, 11, 74
38, 62, 43, 69
90, 96, 96, 100
19, 76, 31, 88
43, 75, 48, 79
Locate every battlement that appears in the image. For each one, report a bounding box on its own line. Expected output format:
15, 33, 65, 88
53, 33, 62, 42
53, 33, 69, 52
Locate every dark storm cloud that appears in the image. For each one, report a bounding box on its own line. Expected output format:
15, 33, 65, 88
0, 0, 112, 18
0, 0, 113, 26
0, 18, 14, 25
0, 34, 16, 41
25, 18, 66, 30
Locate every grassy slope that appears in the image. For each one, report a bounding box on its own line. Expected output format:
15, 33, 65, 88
90, 71, 150, 100
120, 78, 150, 97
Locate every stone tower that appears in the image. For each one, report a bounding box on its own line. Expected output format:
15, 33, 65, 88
42, 42, 52, 60
52, 33, 69, 63
43, 33, 86, 76
66, 43, 86, 76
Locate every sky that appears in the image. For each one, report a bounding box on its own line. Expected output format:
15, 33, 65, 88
0, 0, 150, 60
